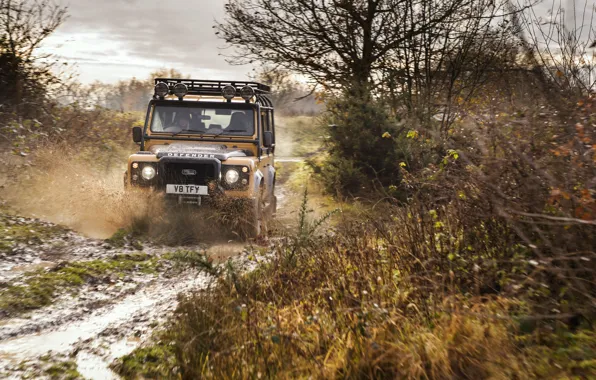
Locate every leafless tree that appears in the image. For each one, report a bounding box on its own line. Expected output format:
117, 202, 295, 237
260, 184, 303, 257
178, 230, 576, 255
251, 66, 324, 115
515, 0, 596, 98
0, 0, 67, 117
392, 0, 520, 131
218, 0, 524, 135
217, 0, 493, 96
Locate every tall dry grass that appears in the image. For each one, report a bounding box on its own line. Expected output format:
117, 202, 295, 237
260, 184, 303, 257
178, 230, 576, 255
151, 193, 595, 379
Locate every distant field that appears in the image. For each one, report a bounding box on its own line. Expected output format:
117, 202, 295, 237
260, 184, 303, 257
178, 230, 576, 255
275, 115, 324, 157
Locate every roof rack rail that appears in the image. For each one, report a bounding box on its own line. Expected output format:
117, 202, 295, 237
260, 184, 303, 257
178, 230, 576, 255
154, 78, 273, 107
154, 78, 270, 95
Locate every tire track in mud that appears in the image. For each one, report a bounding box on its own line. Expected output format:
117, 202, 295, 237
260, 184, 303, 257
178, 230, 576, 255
1, 270, 209, 379
0, 242, 257, 379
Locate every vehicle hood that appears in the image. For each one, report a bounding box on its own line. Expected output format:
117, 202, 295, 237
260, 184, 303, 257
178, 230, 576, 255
149, 143, 248, 161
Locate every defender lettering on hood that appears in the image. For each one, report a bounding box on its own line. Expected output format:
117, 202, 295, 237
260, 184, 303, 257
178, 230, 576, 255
151, 143, 248, 161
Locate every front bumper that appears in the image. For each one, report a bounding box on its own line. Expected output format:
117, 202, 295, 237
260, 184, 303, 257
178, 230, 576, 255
129, 156, 251, 199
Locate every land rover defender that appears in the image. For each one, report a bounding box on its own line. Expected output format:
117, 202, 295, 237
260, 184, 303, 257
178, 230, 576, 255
125, 78, 277, 238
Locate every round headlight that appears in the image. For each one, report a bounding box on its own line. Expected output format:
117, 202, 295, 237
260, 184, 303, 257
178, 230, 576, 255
154, 82, 169, 98
225, 169, 239, 184
173, 83, 188, 99
222, 85, 236, 100
240, 86, 255, 101
141, 165, 156, 180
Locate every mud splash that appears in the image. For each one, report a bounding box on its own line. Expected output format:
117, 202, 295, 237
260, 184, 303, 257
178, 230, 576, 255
0, 145, 152, 239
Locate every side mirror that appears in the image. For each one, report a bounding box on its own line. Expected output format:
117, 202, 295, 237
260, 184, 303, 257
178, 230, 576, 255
132, 127, 143, 143
263, 131, 273, 148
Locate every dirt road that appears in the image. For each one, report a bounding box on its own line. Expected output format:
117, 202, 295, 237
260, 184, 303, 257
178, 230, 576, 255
0, 154, 305, 379
0, 215, 259, 379
0, 200, 294, 378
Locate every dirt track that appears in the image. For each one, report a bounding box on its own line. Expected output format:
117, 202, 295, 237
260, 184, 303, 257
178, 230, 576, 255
0, 175, 296, 379
0, 221, 261, 379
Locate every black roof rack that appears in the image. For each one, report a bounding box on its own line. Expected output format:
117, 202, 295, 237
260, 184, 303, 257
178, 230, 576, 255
154, 78, 273, 107
155, 78, 270, 93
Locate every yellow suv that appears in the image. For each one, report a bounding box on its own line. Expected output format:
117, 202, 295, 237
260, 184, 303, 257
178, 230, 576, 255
126, 78, 277, 238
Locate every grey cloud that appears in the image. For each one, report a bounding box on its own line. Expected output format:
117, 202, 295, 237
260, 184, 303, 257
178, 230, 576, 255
56, 0, 249, 80
524, 0, 596, 41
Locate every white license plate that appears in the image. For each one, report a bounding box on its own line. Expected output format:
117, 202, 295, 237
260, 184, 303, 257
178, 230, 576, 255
166, 184, 208, 195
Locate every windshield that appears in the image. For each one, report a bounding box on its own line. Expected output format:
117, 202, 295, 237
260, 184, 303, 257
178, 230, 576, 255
150, 105, 255, 137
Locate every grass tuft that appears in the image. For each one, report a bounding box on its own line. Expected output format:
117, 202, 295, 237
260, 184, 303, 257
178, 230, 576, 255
111, 342, 177, 380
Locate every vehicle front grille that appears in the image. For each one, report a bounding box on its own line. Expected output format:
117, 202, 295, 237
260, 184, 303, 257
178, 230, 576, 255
159, 161, 218, 186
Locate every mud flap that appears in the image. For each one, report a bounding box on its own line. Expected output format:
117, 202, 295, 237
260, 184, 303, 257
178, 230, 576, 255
265, 195, 277, 218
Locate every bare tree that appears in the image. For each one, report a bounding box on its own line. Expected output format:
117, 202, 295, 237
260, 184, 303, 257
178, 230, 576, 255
0, 0, 67, 116
392, 0, 519, 132
251, 66, 324, 115
217, 0, 489, 96
515, 0, 596, 98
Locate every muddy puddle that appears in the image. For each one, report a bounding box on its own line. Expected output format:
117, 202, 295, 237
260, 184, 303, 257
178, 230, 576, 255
0, 230, 263, 379
0, 271, 207, 378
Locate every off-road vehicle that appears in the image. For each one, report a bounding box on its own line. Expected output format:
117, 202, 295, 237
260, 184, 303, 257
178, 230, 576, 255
125, 78, 277, 238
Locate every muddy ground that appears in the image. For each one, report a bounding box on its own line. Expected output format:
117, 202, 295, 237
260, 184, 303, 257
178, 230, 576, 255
0, 212, 268, 379
0, 159, 303, 379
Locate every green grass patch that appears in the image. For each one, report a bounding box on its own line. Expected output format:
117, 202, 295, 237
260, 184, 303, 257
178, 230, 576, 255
44, 360, 83, 380
111, 341, 177, 380
104, 228, 129, 248
14, 357, 84, 380
0, 213, 68, 253
0, 253, 160, 317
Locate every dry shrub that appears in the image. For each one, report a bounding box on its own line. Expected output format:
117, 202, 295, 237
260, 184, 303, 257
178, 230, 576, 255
159, 183, 595, 379
172, 290, 526, 379
435, 97, 596, 319
167, 214, 586, 379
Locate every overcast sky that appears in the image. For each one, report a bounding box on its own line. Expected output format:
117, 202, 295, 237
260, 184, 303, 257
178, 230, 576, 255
38, 0, 595, 84
39, 0, 251, 84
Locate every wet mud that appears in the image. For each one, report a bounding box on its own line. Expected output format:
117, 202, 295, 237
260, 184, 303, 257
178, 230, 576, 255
0, 234, 258, 379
